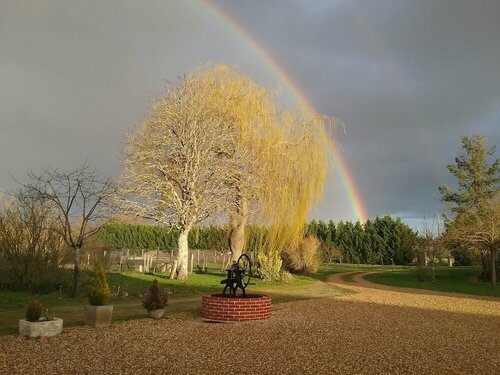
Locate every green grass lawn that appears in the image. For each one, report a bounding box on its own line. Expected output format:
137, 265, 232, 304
0, 264, 345, 335
364, 266, 500, 297
2, 264, 496, 336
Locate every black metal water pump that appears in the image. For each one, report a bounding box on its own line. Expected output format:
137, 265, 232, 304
220, 254, 252, 297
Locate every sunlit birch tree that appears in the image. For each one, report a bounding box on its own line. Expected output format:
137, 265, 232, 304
117, 73, 234, 280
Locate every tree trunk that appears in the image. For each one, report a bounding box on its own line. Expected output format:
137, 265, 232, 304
491, 248, 497, 289
229, 191, 248, 262
176, 229, 190, 280
479, 250, 494, 281
229, 215, 246, 262
72, 247, 81, 297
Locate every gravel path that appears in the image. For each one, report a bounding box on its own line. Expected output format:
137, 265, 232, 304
1, 275, 499, 374
329, 272, 500, 315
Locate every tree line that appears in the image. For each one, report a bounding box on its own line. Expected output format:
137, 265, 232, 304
307, 217, 417, 265
96, 216, 418, 266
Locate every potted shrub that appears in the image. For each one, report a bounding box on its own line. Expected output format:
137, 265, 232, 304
19, 299, 63, 338
143, 279, 168, 319
85, 264, 113, 327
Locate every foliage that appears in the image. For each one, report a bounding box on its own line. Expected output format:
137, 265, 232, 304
218, 68, 329, 267
96, 216, 417, 275
0, 192, 68, 292
97, 222, 267, 255
115, 65, 335, 279
284, 236, 321, 273
450, 246, 481, 266
142, 279, 168, 311
257, 252, 282, 281
439, 135, 498, 215
323, 243, 343, 263
278, 270, 294, 283
306, 217, 417, 265
25, 299, 43, 322
439, 135, 499, 287
444, 204, 499, 285
87, 264, 110, 306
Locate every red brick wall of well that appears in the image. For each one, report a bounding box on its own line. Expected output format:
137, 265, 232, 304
202, 294, 271, 322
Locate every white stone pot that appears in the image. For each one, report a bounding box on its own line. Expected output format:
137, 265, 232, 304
147, 308, 165, 319
19, 318, 63, 338
85, 305, 113, 327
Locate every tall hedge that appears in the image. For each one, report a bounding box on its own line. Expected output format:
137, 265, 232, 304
98, 216, 417, 265
97, 222, 267, 255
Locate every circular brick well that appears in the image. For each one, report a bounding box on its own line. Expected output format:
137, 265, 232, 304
202, 294, 271, 322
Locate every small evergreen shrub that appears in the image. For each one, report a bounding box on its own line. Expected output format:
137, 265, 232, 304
142, 279, 168, 311
25, 299, 43, 322
87, 264, 110, 306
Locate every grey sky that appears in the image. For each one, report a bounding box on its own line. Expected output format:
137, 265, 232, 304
1, 0, 499, 229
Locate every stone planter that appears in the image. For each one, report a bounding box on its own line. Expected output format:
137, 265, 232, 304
19, 318, 63, 338
85, 305, 113, 327
147, 308, 165, 319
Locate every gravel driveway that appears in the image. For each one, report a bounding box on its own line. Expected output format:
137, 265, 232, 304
1, 274, 499, 374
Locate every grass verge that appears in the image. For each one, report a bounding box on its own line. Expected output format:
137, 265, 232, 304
0, 264, 347, 335
364, 266, 499, 297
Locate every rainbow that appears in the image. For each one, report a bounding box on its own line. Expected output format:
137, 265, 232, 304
199, 0, 368, 222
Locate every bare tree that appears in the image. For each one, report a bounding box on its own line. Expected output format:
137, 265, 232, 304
416, 218, 446, 283
21, 165, 114, 296
117, 72, 233, 280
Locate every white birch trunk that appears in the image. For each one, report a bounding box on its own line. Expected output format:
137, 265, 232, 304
176, 229, 190, 279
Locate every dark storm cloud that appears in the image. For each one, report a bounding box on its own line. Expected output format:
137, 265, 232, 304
1, 0, 499, 227
215, 0, 500, 222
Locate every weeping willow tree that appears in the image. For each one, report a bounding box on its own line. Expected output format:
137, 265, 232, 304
258, 110, 328, 279
192, 66, 329, 279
